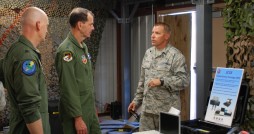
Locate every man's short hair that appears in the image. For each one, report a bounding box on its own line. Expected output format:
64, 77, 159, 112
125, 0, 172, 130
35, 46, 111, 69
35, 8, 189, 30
69, 7, 94, 28
154, 22, 171, 34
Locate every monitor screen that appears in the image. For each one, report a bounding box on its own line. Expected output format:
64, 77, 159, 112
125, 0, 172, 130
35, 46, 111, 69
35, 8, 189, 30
160, 112, 180, 134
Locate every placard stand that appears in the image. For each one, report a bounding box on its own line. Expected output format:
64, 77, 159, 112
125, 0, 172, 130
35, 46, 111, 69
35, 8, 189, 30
181, 67, 250, 134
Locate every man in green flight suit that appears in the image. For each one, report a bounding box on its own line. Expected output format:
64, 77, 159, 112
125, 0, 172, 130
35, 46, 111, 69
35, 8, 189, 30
55, 7, 101, 134
1, 7, 50, 134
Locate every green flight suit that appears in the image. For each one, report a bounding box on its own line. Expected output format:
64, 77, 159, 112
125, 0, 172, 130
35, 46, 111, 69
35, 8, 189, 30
2, 36, 50, 134
55, 32, 101, 134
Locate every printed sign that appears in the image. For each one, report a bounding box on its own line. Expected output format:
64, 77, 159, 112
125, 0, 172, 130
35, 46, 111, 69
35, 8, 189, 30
204, 67, 244, 127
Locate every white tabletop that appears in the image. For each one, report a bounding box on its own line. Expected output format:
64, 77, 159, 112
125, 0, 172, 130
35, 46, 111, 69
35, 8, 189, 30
133, 130, 160, 134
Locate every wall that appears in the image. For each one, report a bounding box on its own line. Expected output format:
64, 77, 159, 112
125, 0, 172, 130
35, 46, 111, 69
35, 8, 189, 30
212, 17, 227, 68
130, 15, 154, 100
94, 19, 117, 113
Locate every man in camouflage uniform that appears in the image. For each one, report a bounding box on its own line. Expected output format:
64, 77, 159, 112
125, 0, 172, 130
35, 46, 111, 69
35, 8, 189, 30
0, 60, 6, 111
128, 22, 189, 131
0, 81, 6, 111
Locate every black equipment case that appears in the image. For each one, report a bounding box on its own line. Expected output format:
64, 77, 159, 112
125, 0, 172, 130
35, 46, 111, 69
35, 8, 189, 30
181, 80, 250, 134
48, 100, 63, 134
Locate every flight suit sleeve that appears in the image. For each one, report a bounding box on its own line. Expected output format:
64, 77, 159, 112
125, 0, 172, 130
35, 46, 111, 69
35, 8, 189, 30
163, 54, 189, 91
55, 51, 82, 118
13, 59, 41, 124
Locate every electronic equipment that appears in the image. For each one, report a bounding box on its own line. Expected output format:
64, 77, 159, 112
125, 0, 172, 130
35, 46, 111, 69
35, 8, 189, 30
181, 80, 249, 134
160, 112, 181, 134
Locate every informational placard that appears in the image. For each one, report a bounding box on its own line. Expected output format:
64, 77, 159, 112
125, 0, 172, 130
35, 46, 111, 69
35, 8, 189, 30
204, 67, 244, 127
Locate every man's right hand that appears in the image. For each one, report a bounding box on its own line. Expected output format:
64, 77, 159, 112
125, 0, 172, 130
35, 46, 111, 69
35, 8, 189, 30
128, 101, 136, 112
75, 116, 87, 134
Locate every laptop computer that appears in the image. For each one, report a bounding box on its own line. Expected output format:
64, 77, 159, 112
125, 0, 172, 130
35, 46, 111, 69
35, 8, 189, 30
132, 112, 181, 134
160, 112, 181, 134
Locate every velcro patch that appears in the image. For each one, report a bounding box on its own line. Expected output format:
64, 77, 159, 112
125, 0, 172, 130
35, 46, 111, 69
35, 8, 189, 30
63, 52, 73, 62
22, 60, 36, 76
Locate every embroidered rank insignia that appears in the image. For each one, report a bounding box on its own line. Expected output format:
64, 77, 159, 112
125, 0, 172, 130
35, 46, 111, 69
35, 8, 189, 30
81, 55, 87, 64
63, 52, 73, 62
22, 60, 36, 76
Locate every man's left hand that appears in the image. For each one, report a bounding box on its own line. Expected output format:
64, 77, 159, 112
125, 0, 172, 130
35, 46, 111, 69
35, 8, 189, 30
148, 79, 161, 87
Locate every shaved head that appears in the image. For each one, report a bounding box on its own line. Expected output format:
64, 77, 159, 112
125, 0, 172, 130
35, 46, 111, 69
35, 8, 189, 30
21, 7, 48, 27
20, 7, 49, 47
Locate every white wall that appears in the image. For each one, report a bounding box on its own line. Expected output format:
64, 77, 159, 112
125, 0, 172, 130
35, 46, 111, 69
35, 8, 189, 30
94, 15, 154, 112
130, 15, 154, 100
94, 19, 117, 113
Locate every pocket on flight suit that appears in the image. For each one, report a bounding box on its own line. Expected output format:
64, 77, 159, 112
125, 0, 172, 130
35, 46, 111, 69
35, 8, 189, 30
155, 59, 172, 73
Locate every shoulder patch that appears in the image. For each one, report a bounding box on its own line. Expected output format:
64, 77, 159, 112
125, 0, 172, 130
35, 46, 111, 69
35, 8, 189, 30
63, 52, 73, 62
22, 60, 36, 76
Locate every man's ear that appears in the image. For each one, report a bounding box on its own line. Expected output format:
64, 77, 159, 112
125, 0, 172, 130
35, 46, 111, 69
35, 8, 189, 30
165, 33, 170, 40
77, 21, 82, 30
35, 21, 41, 31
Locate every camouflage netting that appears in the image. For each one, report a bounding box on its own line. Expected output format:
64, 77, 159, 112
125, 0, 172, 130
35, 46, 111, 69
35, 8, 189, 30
0, 0, 109, 129
226, 37, 254, 95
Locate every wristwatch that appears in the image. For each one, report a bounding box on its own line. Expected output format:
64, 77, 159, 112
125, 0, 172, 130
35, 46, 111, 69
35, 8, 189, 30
160, 78, 164, 86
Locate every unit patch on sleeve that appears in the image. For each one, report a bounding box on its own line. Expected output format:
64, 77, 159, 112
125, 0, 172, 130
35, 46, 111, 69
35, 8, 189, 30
22, 60, 36, 76
63, 52, 73, 62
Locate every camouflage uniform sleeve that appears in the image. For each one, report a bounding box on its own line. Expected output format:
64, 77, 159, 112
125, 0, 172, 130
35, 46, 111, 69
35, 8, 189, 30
0, 59, 5, 111
133, 52, 149, 107
0, 81, 6, 111
133, 66, 145, 107
163, 53, 189, 91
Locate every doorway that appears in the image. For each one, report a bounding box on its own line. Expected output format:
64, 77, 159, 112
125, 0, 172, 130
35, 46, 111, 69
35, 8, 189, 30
157, 11, 195, 121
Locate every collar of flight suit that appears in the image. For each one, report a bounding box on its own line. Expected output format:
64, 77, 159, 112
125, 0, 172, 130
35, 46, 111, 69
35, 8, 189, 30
19, 35, 41, 55
67, 32, 85, 49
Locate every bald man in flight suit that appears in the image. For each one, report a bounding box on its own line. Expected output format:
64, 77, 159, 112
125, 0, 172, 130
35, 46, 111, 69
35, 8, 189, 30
1, 7, 50, 134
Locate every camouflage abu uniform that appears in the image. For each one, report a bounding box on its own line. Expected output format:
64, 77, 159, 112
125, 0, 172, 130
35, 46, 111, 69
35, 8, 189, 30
133, 44, 189, 131
0, 60, 5, 111
0, 81, 6, 111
